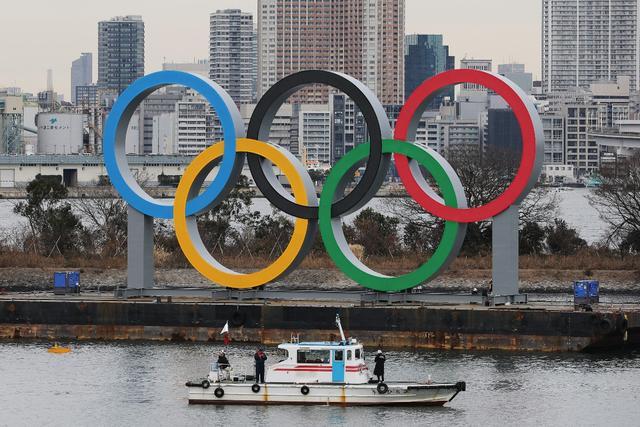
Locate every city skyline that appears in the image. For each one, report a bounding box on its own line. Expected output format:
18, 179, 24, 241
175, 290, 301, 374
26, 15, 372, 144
0, 0, 540, 99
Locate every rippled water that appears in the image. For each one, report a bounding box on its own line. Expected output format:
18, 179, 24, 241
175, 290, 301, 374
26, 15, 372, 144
0, 342, 638, 426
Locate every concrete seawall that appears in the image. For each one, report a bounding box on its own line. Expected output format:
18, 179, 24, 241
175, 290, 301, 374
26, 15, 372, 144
0, 299, 633, 352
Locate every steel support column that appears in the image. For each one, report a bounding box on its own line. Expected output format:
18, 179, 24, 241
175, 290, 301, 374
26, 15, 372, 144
127, 206, 154, 290
491, 205, 525, 304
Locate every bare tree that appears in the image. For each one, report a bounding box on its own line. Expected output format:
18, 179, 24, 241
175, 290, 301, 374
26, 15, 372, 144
588, 153, 640, 250
73, 195, 128, 257
386, 145, 556, 255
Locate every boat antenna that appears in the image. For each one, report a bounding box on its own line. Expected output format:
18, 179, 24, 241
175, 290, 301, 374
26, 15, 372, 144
336, 314, 346, 342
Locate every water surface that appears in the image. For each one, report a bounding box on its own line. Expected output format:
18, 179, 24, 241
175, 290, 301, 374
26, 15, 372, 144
0, 342, 638, 426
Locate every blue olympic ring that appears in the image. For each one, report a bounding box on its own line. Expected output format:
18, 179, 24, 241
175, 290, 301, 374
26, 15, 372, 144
103, 71, 245, 219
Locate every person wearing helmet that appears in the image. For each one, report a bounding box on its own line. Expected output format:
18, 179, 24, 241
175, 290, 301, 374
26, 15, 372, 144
374, 349, 386, 383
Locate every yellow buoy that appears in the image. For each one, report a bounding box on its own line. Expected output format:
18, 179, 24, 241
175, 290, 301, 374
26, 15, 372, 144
48, 343, 71, 354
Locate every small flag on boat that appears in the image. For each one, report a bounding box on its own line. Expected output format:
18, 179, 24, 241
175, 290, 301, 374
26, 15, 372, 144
220, 321, 229, 335
220, 321, 230, 345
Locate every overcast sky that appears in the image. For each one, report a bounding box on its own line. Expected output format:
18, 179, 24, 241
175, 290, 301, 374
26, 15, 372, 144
0, 0, 540, 99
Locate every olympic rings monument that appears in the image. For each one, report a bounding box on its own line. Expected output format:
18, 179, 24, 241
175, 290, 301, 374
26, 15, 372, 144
105, 69, 543, 305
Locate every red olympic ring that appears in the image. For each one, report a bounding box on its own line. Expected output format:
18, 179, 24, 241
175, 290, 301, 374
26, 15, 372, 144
394, 69, 538, 223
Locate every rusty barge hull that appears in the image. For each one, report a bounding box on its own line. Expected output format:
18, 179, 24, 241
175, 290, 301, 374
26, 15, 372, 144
0, 300, 630, 352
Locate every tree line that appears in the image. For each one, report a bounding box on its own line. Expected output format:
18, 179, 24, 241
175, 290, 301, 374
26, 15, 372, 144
4, 146, 640, 265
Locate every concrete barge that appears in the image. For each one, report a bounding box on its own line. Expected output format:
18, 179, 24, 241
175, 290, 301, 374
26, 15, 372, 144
0, 295, 637, 352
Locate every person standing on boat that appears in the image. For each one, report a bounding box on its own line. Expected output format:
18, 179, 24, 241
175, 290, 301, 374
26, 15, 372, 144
374, 350, 386, 383
217, 350, 231, 381
217, 350, 230, 369
254, 348, 268, 383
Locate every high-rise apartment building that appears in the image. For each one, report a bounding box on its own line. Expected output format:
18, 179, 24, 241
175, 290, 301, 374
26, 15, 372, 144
98, 16, 145, 94
257, 0, 405, 105
405, 35, 455, 107
210, 10, 257, 104
542, 0, 640, 93
71, 53, 92, 104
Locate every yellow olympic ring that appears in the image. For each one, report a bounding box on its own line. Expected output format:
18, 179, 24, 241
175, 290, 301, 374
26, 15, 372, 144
174, 138, 316, 288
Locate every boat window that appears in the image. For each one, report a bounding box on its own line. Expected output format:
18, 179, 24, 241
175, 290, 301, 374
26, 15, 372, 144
297, 349, 331, 364
334, 350, 343, 361
347, 350, 352, 360
355, 349, 361, 359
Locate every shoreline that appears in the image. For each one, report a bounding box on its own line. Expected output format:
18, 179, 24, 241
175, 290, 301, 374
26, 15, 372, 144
1, 267, 639, 295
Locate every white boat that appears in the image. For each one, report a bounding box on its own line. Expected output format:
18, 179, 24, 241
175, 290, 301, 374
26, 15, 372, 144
186, 315, 466, 406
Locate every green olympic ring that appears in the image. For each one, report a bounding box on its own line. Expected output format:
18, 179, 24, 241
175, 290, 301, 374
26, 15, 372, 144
319, 139, 468, 292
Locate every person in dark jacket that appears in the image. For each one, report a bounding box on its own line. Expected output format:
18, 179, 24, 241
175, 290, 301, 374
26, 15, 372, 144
217, 350, 230, 369
254, 348, 268, 383
374, 349, 386, 382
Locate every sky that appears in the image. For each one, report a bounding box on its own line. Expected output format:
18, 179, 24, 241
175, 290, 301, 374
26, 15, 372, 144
0, 0, 540, 99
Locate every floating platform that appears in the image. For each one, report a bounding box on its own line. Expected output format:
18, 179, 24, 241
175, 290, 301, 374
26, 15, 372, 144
0, 293, 637, 352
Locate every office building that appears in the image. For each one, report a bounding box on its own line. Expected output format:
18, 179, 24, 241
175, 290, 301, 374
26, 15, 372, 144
71, 53, 92, 104
498, 63, 533, 94
175, 91, 214, 156
541, 114, 566, 165
257, 0, 405, 104
542, 0, 640, 93
210, 9, 257, 104
330, 94, 367, 164
163, 60, 210, 79
405, 35, 455, 107
98, 16, 145, 94
141, 87, 186, 153
297, 104, 331, 168
564, 103, 599, 176
75, 85, 98, 108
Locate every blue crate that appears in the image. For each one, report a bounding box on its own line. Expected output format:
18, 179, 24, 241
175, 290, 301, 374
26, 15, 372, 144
53, 272, 67, 288
574, 280, 599, 306
588, 281, 599, 298
68, 271, 80, 288
53, 272, 81, 294
574, 281, 588, 298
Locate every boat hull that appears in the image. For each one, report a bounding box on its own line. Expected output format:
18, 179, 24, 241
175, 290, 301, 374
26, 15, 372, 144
187, 382, 464, 406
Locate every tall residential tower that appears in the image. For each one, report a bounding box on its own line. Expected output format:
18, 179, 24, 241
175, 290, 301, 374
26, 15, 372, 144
209, 9, 257, 104
98, 16, 145, 94
542, 0, 640, 93
257, 0, 405, 105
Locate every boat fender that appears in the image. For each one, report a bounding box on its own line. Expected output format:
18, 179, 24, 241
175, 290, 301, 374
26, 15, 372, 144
231, 310, 246, 327
201, 380, 210, 389
214, 387, 225, 398
599, 318, 613, 334
252, 384, 261, 393
376, 383, 389, 394
300, 385, 310, 395
621, 315, 629, 331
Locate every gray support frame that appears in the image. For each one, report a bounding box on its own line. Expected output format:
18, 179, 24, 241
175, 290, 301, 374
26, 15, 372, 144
491, 205, 526, 304
127, 206, 154, 290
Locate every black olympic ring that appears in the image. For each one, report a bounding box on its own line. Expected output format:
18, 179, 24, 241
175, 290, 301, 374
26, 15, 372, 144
247, 70, 393, 219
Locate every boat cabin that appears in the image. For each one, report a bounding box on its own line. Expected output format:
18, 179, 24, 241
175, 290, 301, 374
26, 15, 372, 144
267, 340, 370, 384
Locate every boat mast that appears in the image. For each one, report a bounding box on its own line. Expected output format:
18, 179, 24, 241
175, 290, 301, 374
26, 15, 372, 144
336, 314, 346, 342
